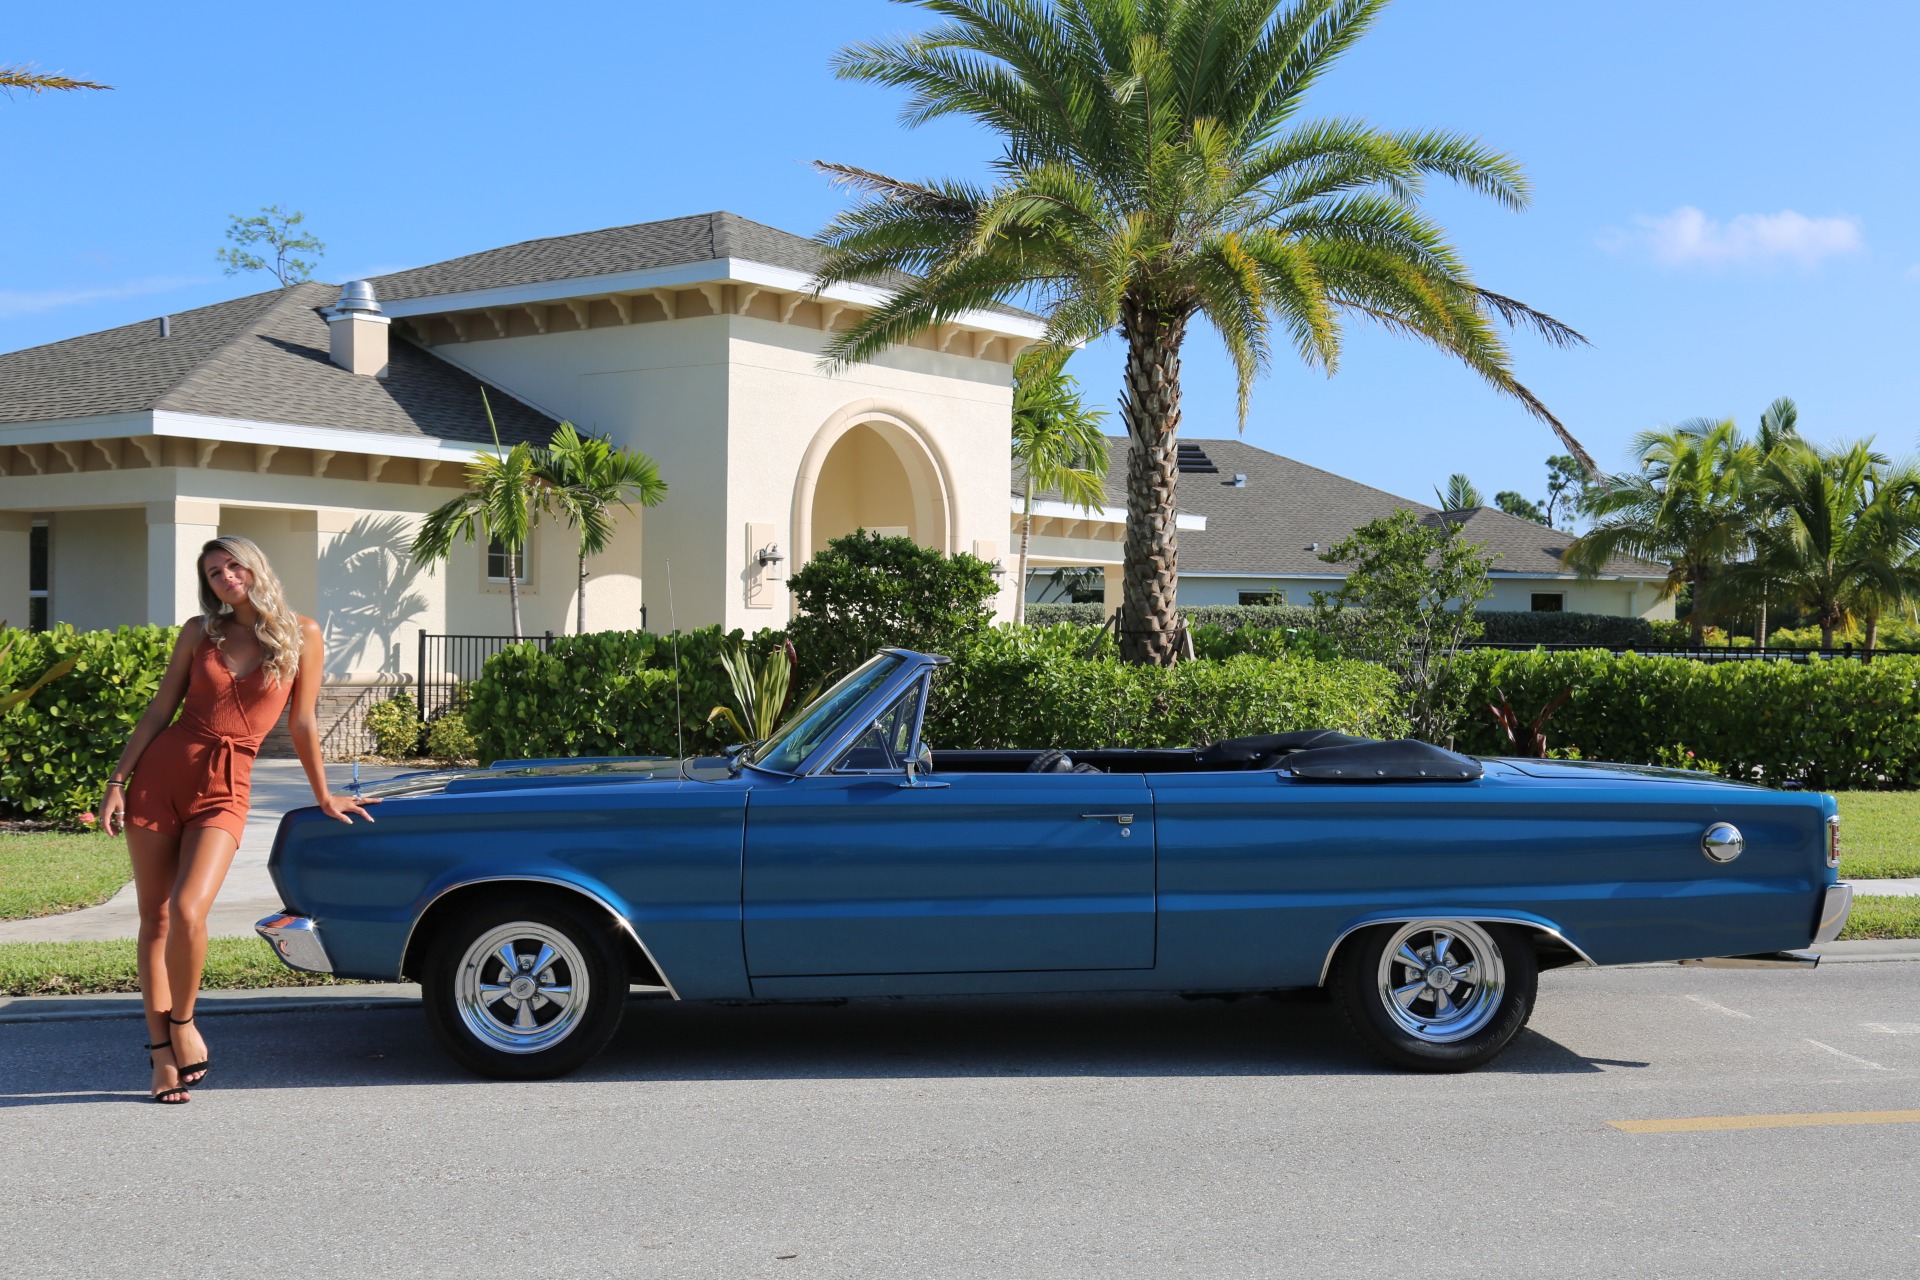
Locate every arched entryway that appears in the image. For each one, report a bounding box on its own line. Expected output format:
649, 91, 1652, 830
793, 405, 955, 559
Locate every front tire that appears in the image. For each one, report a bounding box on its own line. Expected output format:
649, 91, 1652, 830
1331, 920, 1537, 1072
422, 896, 629, 1080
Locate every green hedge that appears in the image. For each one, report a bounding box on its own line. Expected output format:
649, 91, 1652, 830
929, 626, 1405, 749
1447, 649, 1920, 789
464, 627, 788, 764
1475, 611, 1658, 647
1023, 603, 1371, 647
1, 625, 176, 818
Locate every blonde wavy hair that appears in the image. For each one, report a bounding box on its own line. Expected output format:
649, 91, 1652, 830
197, 535, 303, 686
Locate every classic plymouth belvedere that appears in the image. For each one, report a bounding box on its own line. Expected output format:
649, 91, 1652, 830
260, 649, 1853, 1078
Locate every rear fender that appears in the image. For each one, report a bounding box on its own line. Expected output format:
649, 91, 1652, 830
1317, 910, 1595, 985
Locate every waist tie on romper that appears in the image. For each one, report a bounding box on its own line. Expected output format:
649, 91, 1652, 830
172, 721, 259, 794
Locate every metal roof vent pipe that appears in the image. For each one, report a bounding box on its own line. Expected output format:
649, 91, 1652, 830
158, 315, 171, 338
326, 280, 390, 377
1225, 472, 1246, 487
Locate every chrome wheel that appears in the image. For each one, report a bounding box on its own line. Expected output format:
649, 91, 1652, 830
1375, 920, 1506, 1044
455, 922, 590, 1055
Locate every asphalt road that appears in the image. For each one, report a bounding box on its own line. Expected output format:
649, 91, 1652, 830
3, 962, 1917, 1280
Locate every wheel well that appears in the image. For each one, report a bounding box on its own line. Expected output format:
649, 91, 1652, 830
400, 880, 668, 989
1320, 917, 1591, 985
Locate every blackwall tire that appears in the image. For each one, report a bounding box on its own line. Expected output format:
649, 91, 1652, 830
1331, 920, 1538, 1072
421, 896, 629, 1080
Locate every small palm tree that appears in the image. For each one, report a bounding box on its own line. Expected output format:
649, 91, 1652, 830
1566, 420, 1758, 645
1435, 474, 1483, 511
411, 391, 544, 639
811, 0, 1590, 663
1749, 441, 1920, 653
536, 423, 668, 634
1011, 351, 1109, 624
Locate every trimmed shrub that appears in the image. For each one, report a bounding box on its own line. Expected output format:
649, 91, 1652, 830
463, 627, 788, 764
1025, 602, 1106, 628
365, 693, 422, 757
1475, 611, 1657, 648
0, 624, 176, 818
425, 686, 478, 762
786, 531, 998, 683
1446, 649, 1920, 789
930, 626, 1405, 749
1022, 602, 1372, 649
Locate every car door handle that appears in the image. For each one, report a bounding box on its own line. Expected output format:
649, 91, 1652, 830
1079, 812, 1134, 825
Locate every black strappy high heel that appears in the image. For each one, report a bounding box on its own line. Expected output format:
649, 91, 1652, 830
145, 1039, 190, 1104
169, 1014, 209, 1087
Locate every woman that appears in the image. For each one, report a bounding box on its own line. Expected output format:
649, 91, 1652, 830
99, 535, 377, 1104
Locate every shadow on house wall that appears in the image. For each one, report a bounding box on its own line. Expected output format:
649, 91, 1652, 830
321, 514, 430, 677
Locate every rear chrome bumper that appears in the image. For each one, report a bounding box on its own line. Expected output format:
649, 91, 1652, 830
1813, 882, 1854, 944
256, 912, 334, 974
1678, 950, 1821, 969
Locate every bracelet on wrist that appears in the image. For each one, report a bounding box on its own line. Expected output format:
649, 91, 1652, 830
105, 779, 126, 788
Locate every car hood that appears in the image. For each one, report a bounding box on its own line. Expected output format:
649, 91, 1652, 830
349, 755, 734, 799
1494, 758, 1764, 788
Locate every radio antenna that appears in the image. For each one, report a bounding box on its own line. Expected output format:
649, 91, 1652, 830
666, 560, 685, 774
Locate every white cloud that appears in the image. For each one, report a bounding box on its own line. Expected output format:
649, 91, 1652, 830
0, 275, 205, 320
1604, 206, 1863, 269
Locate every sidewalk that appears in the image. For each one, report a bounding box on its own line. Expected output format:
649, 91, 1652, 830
0, 762, 416, 944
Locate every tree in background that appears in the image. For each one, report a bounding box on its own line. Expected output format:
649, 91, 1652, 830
411, 391, 544, 638
1746, 440, 1920, 654
1012, 351, 1109, 625
1543, 454, 1599, 529
785, 531, 999, 683
1312, 508, 1492, 742
1565, 420, 1758, 645
0, 63, 110, 94
536, 423, 668, 634
1495, 490, 1547, 524
810, 0, 1590, 665
217, 205, 324, 287
1435, 474, 1484, 511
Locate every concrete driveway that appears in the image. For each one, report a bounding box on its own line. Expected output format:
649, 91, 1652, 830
2, 961, 1917, 1278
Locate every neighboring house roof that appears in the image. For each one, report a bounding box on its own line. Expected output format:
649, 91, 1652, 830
1041, 436, 1664, 579
369, 210, 1040, 320
0, 282, 556, 446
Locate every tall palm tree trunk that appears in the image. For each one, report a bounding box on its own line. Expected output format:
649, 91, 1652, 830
507, 565, 524, 639
1014, 477, 1034, 627
577, 554, 588, 635
1117, 299, 1188, 665
1688, 568, 1707, 646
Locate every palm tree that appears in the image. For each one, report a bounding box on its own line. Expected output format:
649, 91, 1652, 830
411, 391, 545, 639
1565, 420, 1758, 645
536, 423, 668, 634
810, 0, 1590, 663
1435, 474, 1483, 511
1011, 351, 1109, 624
0, 64, 111, 94
1749, 441, 1920, 654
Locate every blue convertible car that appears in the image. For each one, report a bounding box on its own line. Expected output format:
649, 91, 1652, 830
259, 649, 1853, 1077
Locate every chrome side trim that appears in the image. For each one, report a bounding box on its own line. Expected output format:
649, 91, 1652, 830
256, 913, 335, 974
1813, 882, 1854, 944
399, 875, 680, 999
1316, 914, 1595, 986
1677, 951, 1820, 969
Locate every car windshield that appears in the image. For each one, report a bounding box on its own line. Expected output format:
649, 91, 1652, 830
746, 653, 904, 774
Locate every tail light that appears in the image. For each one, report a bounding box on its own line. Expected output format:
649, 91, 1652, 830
1827, 814, 1841, 869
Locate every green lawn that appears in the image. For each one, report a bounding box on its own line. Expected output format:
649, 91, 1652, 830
0, 936, 367, 997
0, 832, 132, 921
1835, 894, 1920, 941
1831, 793, 1920, 879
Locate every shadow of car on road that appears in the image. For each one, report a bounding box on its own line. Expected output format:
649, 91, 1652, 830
0, 991, 1644, 1107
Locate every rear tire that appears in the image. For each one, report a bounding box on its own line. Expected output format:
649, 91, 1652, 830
422, 895, 629, 1080
1331, 919, 1537, 1072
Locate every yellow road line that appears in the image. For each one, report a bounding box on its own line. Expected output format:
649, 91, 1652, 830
1609, 1110, 1920, 1134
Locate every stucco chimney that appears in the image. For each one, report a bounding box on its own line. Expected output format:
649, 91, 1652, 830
327, 280, 390, 377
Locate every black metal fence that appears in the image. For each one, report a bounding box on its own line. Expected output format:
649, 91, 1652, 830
1464, 641, 1897, 663
416, 631, 554, 721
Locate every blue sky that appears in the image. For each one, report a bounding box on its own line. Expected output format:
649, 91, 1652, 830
6, 0, 1916, 513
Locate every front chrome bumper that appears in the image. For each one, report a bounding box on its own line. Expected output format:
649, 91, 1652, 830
1813, 882, 1854, 944
256, 912, 335, 974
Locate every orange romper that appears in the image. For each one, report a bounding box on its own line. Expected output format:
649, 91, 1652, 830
126, 633, 295, 841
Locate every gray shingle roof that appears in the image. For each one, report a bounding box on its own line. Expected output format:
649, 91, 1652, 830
369, 210, 1040, 321
1043, 436, 1664, 578
0, 283, 556, 446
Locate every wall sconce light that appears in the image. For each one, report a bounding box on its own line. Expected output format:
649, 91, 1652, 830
988, 558, 1007, 578
755, 543, 785, 569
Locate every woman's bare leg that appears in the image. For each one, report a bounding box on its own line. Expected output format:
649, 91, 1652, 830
164, 824, 241, 1075
128, 826, 184, 1095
